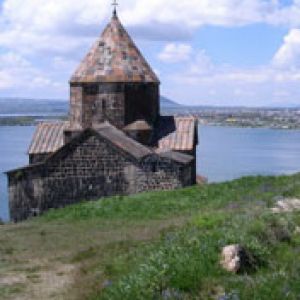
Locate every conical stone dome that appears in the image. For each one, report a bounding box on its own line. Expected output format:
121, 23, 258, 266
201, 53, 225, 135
70, 14, 159, 84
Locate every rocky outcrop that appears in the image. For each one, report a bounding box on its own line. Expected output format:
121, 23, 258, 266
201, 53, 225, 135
220, 244, 251, 273
271, 198, 300, 213
196, 175, 208, 185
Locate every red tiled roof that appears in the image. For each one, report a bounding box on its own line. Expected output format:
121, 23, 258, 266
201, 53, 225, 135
28, 122, 67, 154
28, 121, 152, 159
70, 14, 159, 84
155, 117, 198, 151
28, 117, 197, 159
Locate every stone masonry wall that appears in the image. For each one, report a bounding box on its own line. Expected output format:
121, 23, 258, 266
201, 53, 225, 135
8, 133, 192, 222
29, 153, 49, 164
8, 166, 44, 222
124, 83, 159, 126
135, 155, 190, 193
87, 93, 125, 129
70, 85, 83, 129
69, 83, 159, 130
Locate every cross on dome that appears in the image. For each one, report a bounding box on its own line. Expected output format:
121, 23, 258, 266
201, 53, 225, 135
112, 0, 118, 16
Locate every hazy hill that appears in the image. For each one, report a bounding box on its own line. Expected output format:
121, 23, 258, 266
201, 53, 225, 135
160, 96, 181, 108
0, 98, 68, 115
0, 97, 181, 115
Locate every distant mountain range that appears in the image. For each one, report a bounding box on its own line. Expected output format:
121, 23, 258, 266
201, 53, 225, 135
1, 97, 299, 116
160, 96, 181, 108
0, 98, 68, 115
0, 97, 181, 115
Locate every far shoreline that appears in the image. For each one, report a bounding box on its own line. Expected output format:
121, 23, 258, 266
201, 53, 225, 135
1, 115, 300, 131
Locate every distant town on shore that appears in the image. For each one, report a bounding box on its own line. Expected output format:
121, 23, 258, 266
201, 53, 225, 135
0, 97, 300, 129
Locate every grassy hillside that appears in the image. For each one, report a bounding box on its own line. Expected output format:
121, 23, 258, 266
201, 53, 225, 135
1, 175, 300, 299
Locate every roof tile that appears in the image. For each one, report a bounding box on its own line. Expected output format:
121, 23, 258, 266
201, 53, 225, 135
28, 122, 67, 155
154, 116, 198, 152
70, 15, 159, 84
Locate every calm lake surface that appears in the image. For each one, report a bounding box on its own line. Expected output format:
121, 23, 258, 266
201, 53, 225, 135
1, 125, 300, 221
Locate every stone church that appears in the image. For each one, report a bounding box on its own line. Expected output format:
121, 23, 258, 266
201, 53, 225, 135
7, 10, 198, 222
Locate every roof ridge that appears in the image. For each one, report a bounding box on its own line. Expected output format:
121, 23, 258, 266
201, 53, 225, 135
95, 124, 153, 155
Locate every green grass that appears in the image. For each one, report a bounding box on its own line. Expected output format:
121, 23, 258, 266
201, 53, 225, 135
0, 284, 26, 298
98, 211, 300, 300
1, 174, 300, 299
41, 175, 300, 223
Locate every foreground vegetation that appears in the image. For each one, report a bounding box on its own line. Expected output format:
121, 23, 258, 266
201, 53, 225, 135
1, 174, 300, 299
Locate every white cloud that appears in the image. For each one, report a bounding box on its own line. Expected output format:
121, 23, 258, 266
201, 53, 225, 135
0, 0, 300, 55
1, 0, 300, 103
53, 56, 77, 71
0, 30, 90, 56
122, 0, 300, 31
273, 29, 300, 68
0, 0, 109, 55
0, 52, 30, 68
164, 66, 300, 106
1, 0, 108, 34
0, 71, 13, 89
0, 1, 300, 56
122, 0, 272, 28
158, 43, 192, 63
189, 50, 214, 75
164, 40, 300, 106
0, 51, 64, 96
266, 1, 300, 27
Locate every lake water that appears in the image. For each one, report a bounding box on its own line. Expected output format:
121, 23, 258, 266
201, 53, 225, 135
1, 125, 300, 221
0, 126, 35, 222
198, 126, 300, 182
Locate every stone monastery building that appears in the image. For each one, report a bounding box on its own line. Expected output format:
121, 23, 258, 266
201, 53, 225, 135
7, 9, 198, 222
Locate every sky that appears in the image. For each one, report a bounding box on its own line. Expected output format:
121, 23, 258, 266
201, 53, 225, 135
0, 0, 300, 107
